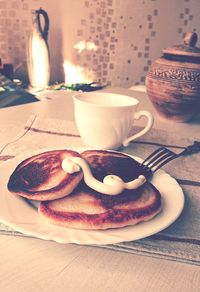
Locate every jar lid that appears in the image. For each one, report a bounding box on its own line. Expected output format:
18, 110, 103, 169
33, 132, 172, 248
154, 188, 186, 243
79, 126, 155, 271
162, 32, 200, 58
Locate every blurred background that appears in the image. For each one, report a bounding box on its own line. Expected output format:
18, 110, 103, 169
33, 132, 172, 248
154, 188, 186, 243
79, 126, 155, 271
0, 0, 199, 88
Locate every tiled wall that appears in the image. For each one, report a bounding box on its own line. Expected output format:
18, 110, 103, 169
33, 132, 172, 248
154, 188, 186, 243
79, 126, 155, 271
0, 0, 47, 82
0, 0, 200, 87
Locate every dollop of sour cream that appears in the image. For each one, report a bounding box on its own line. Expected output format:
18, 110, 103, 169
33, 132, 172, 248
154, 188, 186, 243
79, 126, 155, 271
62, 157, 146, 196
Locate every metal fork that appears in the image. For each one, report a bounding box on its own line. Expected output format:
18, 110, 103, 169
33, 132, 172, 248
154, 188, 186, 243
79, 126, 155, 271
140, 141, 200, 179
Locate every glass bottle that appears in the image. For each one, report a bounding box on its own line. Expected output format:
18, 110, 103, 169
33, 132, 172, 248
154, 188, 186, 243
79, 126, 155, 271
27, 8, 50, 91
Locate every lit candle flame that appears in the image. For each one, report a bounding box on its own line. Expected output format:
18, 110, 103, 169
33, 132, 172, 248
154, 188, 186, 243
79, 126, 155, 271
63, 61, 96, 85
63, 40, 98, 86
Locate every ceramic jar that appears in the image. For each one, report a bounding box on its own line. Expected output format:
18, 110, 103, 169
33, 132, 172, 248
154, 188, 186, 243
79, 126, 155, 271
145, 32, 200, 122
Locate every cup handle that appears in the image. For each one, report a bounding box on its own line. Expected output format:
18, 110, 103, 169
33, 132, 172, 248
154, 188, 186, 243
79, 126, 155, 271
123, 110, 154, 147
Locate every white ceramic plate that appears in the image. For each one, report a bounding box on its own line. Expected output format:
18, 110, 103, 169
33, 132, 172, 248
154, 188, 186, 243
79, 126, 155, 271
0, 148, 184, 245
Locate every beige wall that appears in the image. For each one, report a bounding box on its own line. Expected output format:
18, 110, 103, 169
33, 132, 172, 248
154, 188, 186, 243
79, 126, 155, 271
0, 0, 200, 87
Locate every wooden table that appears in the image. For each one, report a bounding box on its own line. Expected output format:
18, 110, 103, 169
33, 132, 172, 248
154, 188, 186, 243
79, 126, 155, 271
0, 87, 199, 292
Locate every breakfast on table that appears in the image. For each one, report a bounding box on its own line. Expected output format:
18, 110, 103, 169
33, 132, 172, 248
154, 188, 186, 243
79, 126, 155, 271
1, 4, 200, 291
5, 83, 200, 234
5, 84, 200, 232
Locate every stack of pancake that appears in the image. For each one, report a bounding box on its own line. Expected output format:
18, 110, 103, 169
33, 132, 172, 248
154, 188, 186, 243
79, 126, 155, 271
7, 149, 162, 230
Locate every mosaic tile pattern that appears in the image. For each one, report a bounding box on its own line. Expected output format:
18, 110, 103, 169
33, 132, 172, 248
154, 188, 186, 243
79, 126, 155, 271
0, 0, 200, 87
75, 0, 200, 87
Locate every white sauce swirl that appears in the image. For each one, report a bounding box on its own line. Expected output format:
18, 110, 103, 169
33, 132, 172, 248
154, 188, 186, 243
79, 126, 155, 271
62, 157, 146, 196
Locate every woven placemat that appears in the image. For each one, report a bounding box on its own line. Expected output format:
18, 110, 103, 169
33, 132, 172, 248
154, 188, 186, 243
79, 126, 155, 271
0, 115, 200, 265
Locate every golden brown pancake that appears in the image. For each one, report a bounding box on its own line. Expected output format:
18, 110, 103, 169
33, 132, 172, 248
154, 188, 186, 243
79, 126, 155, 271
7, 149, 83, 201
39, 150, 162, 230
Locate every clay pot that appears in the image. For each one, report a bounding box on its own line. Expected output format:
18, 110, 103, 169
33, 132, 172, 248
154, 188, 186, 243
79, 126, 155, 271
145, 32, 200, 122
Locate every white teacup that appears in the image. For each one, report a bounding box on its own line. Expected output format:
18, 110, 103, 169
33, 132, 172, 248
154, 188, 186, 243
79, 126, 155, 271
73, 92, 154, 150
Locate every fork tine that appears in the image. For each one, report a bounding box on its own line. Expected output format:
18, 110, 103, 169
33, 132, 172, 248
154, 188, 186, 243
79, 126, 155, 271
143, 148, 173, 168
149, 152, 175, 170
142, 147, 166, 165
146, 150, 167, 167
153, 153, 178, 172
141, 147, 177, 176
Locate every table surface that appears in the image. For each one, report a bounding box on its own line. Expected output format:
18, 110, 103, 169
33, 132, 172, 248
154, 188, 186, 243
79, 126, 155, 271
0, 87, 200, 292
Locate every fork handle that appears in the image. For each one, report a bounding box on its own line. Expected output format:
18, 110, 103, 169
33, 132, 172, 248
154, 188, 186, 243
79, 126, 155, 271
180, 141, 200, 156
